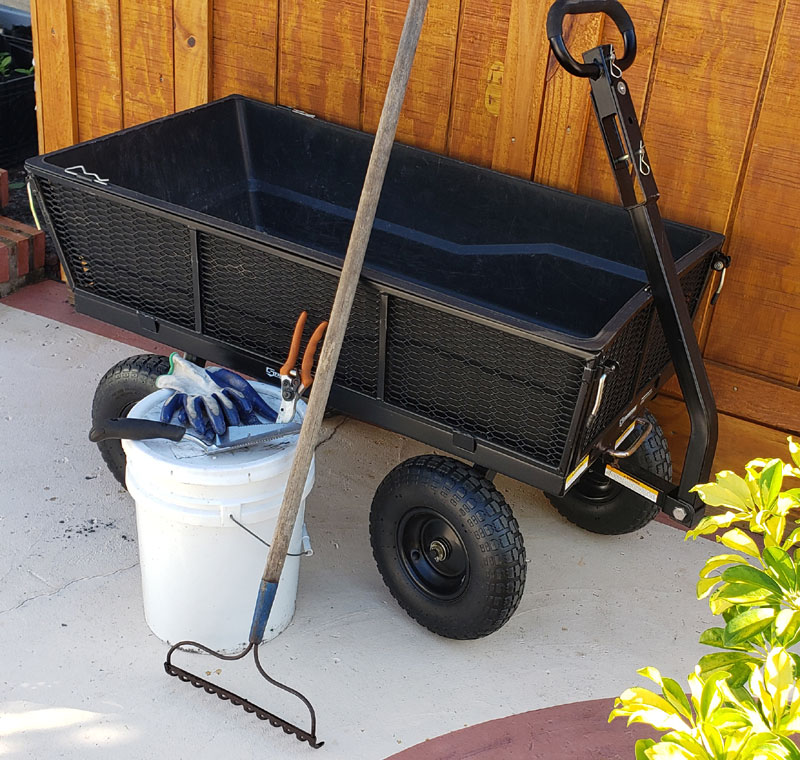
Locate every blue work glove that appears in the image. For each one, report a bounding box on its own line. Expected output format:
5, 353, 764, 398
156, 354, 275, 441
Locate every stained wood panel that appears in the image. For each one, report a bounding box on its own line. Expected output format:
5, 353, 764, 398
533, 14, 604, 191
31, 0, 78, 153
174, 0, 212, 111
120, 0, 175, 127
447, 0, 512, 166
704, 0, 800, 384
490, 0, 550, 178
641, 0, 780, 232
212, 0, 278, 102
576, 0, 664, 204
278, 0, 367, 128
72, 0, 122, 141
361, 0, 460, 153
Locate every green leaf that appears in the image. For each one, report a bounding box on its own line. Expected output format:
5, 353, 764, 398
661, 677, 692, 720
713, 581, 777, 605
635, 738, 656, 760
775, 609, 800, 647
789, 437, 800, 471
699, 553, 750, 579
692, 481, 751, 510
717, 528, 760, 558
687, 512, 737, 539
697, 575, 723, 600
697, 651, 759, 673
700, 671, 727, 720
762, 546, 797, 591
721, 565, 783, 596
724, 607, 778, 646
759, 459, 784, 509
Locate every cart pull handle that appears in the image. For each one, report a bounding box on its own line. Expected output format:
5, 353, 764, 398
547, 0, 636, 79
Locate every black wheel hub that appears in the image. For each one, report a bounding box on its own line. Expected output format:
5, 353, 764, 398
397, 508, 469, 600
573, 466, 623, 503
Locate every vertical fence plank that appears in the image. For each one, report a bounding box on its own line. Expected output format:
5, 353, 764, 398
212, 0, 278, 102
490, 0, 549, 179
576, 0, 664, 204
704, 0, 800, 384
120, 0, 175, 127
72, 0, 122, 141
447, 0, 512, 166
361, 0, 459, 153
640, 0, 779, 232
532, 14, 603, 192
278, 0, 366, 127
31, 0, 78, 153
174, 0, 212, 111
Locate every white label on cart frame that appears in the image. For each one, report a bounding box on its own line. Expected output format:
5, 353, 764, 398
565, 455, 590, 492
604, 465, 659, 503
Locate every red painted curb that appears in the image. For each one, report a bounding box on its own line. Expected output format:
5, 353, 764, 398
386, 698, 659, 760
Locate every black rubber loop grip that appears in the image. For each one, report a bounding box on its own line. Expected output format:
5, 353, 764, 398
547, 0, 636, 78
89, 417, 187, 443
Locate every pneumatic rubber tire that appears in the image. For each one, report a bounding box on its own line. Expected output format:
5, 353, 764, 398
91, 353, 171, 487
546, 409, 672, 535
370, 455, 527, 640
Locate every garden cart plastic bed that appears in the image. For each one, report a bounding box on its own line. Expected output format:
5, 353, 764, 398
26, 94, 721, 497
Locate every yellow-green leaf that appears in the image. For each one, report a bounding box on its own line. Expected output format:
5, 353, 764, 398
697, 576, 723, 600
635, 738, 656, 760
692, 482, 751, 511
699, 554, 750, 579
789, 437, 800, 471
717, 528, 760, 558
721, 565, 783, 595
717, 471, 756, 508
759, 459, 784, 509
724, 607, 777, 647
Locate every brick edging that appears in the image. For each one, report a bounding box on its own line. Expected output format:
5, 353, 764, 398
0, 212, 46, 297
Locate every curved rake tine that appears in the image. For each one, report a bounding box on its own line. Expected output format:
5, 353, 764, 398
164, 641, 323, 749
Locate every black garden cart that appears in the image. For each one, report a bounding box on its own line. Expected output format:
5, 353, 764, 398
26, 0, 726, 640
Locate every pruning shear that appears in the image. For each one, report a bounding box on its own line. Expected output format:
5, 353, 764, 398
275, 311, 328, 424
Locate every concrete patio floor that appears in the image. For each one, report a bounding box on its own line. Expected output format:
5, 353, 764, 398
0, 287, 720, 759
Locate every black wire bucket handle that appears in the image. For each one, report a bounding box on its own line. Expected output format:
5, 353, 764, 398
547, 0, 637, 78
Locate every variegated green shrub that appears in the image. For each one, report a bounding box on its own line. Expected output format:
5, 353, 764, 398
610, 438, 800, 759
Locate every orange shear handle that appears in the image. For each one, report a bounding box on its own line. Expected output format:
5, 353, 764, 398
280, 311, 308, 376
300, 321, 328, 389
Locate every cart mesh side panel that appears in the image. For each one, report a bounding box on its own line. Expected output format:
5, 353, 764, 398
583, 307, 652, 446
584, 251, 714, 446
637, 253, 713, 392
197, 233, 380, 395
37, 179, 195, 328
384, 298, 586, 468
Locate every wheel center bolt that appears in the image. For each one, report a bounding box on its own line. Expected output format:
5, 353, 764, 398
429, 539, 448, 563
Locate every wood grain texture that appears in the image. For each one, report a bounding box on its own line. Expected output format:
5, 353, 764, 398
490, 0, 550, 178
576, 0, 664, 203
73, 0, 122, 141
661, 360, 800, 434
174, 0, 211, 111
212, 0, 278, 102
641, 0, 779, 232
361, 0, 459, 152
703, 0, 800, 384
120, 0, 174, 127
533, 14, 603, 192
447, 0, 512, 166
31, 0, 78, 153
278, 0, 367, 127
649, 395, 791, 480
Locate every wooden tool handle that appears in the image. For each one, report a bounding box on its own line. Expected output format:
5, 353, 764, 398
255, 0, 430, 616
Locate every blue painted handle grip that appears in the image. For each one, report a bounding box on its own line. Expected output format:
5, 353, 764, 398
249, 580, 279, 643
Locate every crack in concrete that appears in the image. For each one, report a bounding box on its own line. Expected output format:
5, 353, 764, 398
314, 416, 349, 452
0, 562, 139, 615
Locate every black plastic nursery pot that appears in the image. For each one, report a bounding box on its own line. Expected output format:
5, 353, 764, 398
0, 29, 37, 167
26, 95, 722, 500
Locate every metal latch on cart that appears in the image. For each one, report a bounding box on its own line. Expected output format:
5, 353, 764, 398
710, 251, 731, 306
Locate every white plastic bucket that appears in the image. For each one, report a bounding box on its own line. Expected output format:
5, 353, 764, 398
121, 382, 314, 653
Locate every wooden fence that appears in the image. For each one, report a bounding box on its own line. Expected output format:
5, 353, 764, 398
30, 0, 800, 436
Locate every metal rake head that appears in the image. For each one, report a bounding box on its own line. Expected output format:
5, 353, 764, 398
165, 640, 323, 749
